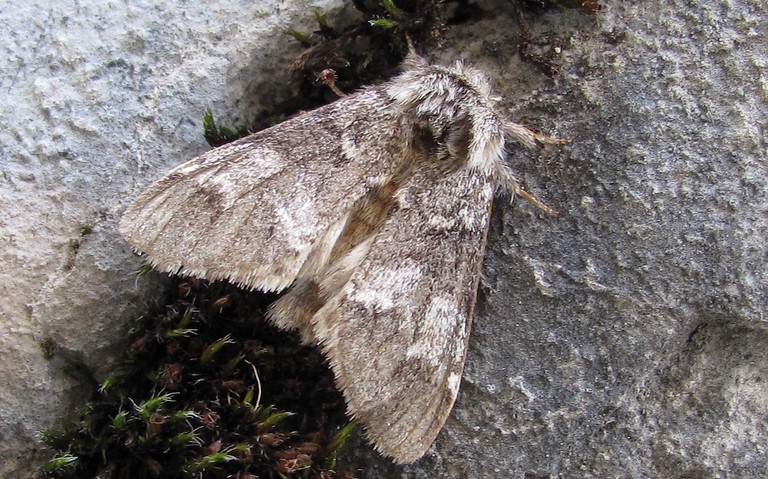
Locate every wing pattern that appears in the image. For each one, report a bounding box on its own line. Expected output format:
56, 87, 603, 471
311, 165, 495, 462
120, 88, 406, 291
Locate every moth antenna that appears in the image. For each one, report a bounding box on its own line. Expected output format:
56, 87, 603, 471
318, 68, 346, 98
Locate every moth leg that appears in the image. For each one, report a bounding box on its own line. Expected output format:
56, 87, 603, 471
498, 167, 560, 217
502, 121, 568, 216
533, 131, 572, 145
514, 186, 560, 217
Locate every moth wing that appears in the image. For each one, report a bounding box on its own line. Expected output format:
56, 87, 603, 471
311, 165, 496, 463
120, 89, 401, 292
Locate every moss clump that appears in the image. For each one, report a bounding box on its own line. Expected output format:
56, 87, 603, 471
40, 338, 56, 361
284, 0, 450, 106
42, 277, 355, 479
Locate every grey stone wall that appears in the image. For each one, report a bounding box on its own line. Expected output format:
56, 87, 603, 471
1, 0, 765, 477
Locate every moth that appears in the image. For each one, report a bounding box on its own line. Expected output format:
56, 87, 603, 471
120, 52, 559, 463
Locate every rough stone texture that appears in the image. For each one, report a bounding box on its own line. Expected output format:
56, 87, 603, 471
1, 0, 766, 477
0, 0, 347, 475
356, 1, 767, 477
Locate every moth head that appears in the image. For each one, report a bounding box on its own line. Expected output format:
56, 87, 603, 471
387, 61, 508, 176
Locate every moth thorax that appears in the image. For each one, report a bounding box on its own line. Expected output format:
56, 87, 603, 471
411, 114, 475, 170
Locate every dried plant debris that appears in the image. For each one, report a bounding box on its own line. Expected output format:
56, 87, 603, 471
285, 0, 455, 102
516, 0, 601, 13
42, 277, 356, 479
511, 0, 601, 76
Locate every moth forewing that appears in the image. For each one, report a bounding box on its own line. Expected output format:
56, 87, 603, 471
119, 87, 407, 294
120, 56, 556, 464
309, 165, 496, 463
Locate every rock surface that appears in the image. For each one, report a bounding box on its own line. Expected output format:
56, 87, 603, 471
1, 0, 766, 477
0, 0, 346, 475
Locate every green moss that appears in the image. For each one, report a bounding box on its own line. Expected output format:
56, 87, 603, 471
40, 338, 56, 360
284, 0, 450, 104
283, 27, 314, 46
41, 278, 354, 478
203, 108, 252, 147
380, 0, 407, 19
